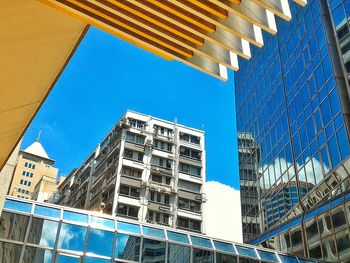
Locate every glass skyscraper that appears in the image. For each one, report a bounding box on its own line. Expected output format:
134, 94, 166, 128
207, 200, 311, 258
236, 0, 350, 261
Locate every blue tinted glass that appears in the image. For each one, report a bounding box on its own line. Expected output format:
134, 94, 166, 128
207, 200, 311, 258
23, 246, 53, 263
85, 257, 111, 263
235, 245, 257, 258
298, 259, 315, 263
168, 243, 190, 263
142, 239, 166, 262
115, 234, 140, 261
142, 226, 165, 239
57, 223, 87, 252
318, 203, 330, 214
331, 196, 344, 207
34, 205, 60, 218
289, 217, 302, 228
278, 255, 299, 263
193, 248, 214, 262
28, 218, 59, 247
87, 228, 114, 257
213, 241, 235, 254
63, 211, 88, 223
4, 199, 32, 213
117, 221, 140, 234
90, 216, 114, 229
167, 231, 189, 244
258, 250, 278, 262
190, 236, 212, 249
56, 254, 80, 263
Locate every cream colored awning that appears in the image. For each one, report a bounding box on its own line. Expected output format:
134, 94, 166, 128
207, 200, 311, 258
0, 0, 88, 170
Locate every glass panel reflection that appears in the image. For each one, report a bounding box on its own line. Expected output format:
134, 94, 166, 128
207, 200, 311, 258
0, 241, 22, 263
278, 255, 299, 263
235, 246, 257, 259
142, 238, 166, 263
191, 236, 212, 249
0, 212, 29, 241
213, 241, 235, 254
55, 254, 80, 263
167, 231, 189, 244
192, 248, 214, 263
85, 257, 111, 263
34, 205, 60, 219
4, 199, 32, 213
28, 218, 58, 247
336, 232, 350, 260
117, 221, 140, 234
57, 223, 87, 252
258, 250, 278, 262
216, 253, 237, 263
22, 246, 52, 263
167, 243, 190, 263
87, 228, 114, 257
142, 226, 165, 239
115, 234, 140, 261
90, 216, 114, 229
63, 211, 88, 223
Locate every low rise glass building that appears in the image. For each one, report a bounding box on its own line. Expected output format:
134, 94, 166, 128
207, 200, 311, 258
0, 197, 320, 263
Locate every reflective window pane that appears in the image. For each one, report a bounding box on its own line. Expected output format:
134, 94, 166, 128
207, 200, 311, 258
167, 231, 189, 244
55, 254, 80, 263
115, 234, 140, 261
190, 236, 212, 249
0, 212, 29, 241
28, 218, 59, 247
258, 250, 278, 262
90, 216, 114, 229
87, 228, 114, 257
34, 205, 60, 219
85, 257, 111, 263
213, 240, 235, 254
58, 223, 87, 252
142, 226, 165, 239
0, 241, 22, 263
235, 246, 257, 259
216, 253, 237, 263
278, 255, 299, 263
142, 238, 165, 263
167, 243, 190, 263
22, 246, 52, 263
63, 211, 88, 223
192, 248, 214, 263
4, 199, 32, 213
117, 221, 140, 234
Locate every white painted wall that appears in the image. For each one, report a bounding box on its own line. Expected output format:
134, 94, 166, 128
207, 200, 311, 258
203, 181, 243, 243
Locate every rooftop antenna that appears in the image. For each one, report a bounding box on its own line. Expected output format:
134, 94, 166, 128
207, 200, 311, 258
36, 130, 42, 142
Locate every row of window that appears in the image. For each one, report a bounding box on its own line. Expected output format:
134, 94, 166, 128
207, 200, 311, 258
180, 146, 202, 160
17, 188, 29, 195
21, 171, 33, 178
117, 203, 201, 231
24, 162, 36, 169
19, 179, 32, 187
178, 198, 201, 213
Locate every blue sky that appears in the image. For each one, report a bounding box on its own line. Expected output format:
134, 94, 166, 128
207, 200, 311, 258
22, 27, 239, 189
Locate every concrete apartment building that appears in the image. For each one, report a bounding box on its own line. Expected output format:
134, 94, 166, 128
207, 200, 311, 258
55, 111, 207, 233
8, 139, 58, 200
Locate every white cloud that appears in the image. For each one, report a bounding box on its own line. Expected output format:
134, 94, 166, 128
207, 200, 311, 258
203, 181, 242, 243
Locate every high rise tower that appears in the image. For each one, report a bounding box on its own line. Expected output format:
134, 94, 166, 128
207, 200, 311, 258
55, 110, 206, 233
235, 0, 350, 261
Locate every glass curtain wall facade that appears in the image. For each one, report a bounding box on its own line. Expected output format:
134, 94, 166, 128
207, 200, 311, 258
235, 0, 350, 261
0, 198, 320, 263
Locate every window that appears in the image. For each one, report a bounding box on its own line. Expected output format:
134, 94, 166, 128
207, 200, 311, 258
22, 171, 26, 176
153, 139, 173, 152
177, 217, 201, 231
32, 164, 36, 169
179, 163, 201, 177
179, 132, 200, 144
147, 210, 170, 225
152, 174, 162, 183
178, 198, 201, 213
151, 156, 172, 169
119, 185, 140, 198
20, 179, 24, 185
180, 146, 201, 160
115, 234, 140, 261
117, 204, 139, 218
24, 162, 28, 168
154, 125, 173, 136
124, 149, 143, 162
121, 166, 142, 178
149, 191, 170, 205
28, 182, 31, 187
25, 190, 29, 195
17, 188, 21, 192
151, 174, 171, 185
142, 239, 166, 262
129, 118, 146, 129
125, 132, 145, 145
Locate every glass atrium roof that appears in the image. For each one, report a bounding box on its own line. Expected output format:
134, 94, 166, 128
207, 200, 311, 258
0, 197, 324, 263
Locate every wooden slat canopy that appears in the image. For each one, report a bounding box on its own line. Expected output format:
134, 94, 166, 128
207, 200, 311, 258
40, 0, 307, 80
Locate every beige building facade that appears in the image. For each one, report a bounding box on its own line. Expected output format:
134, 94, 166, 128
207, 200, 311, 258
8, 140, 58, 200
